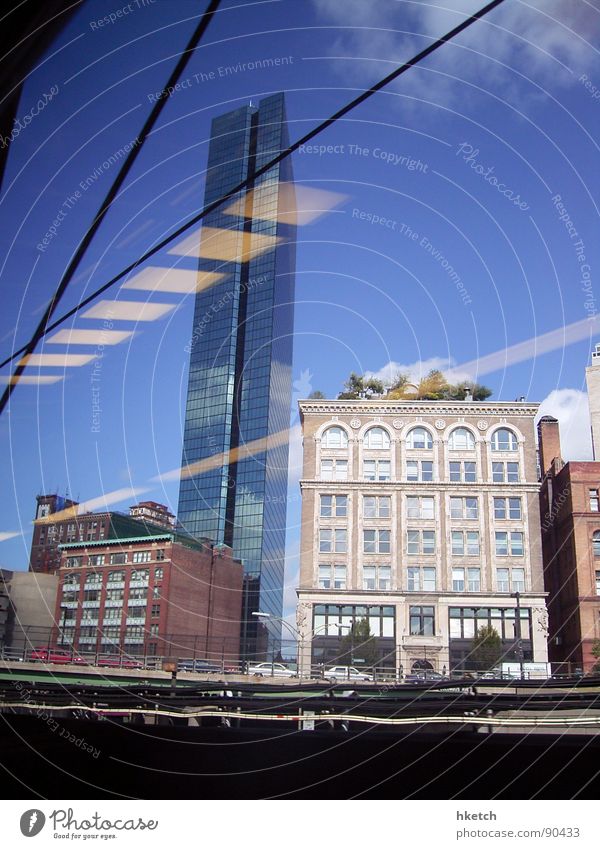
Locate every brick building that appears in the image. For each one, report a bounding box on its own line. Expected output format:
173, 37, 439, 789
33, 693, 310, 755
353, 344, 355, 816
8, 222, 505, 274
539, 416, 600, 672
297, 398, 549, 675
30, 494, 177, 574
53, 533, 243, 661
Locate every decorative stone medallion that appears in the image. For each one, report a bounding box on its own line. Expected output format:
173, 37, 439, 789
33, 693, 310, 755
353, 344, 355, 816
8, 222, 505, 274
350, 418, 361, 429
434, 419, 446, 430
392, 419, 404, 429
477, 420, 488, 431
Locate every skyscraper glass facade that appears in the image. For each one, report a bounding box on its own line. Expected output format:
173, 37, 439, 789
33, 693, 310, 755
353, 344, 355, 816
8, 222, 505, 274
177, 94, 295, 655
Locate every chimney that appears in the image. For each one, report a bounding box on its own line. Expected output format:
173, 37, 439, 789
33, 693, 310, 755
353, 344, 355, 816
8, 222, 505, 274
537, 416, 561, 476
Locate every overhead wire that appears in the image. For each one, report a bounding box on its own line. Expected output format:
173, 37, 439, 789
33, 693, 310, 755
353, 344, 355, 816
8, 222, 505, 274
0, 0, 507, 406
0, 0, 224, 414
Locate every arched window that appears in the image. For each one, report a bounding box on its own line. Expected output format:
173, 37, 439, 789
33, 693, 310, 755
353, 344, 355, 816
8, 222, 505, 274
593, 531, 600, 557
448, 427, 475, 451
406, 427, 433, 450
491, 428, 518, 451
364, 426, 390, 449
322, 426, 348, 448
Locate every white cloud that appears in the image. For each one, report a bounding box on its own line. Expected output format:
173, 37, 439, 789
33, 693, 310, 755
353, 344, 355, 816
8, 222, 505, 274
366, 355, 473, 385
310, 0, 600, 105
536, 388, 592, 461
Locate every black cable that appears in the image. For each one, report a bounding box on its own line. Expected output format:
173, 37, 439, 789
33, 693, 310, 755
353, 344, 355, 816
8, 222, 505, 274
0, 0, 507, 386
0, 0, 223, 414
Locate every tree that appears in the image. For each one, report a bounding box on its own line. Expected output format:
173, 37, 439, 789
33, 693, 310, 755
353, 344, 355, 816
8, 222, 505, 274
591, 639, 600, 672
417, 369, 448, 400
469, 625, 503, 671
448, 380, 492, 401
308, 390, 325, 399
337, 618, 379, 668
338, 372, 384, 400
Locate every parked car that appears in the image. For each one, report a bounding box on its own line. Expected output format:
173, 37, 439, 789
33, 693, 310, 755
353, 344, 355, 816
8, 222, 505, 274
247, 662, 296, 677
323, 665, 373, 682
403, 670, 445, 684
97, 656, 143, 669
29, 648, 87, 665
177, 658, 236, 673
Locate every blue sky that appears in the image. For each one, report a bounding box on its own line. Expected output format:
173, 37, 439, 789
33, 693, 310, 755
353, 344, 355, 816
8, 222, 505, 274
1, 0, 599, 627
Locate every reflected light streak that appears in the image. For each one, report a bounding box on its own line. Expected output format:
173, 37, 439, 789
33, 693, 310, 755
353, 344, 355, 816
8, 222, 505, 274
81, 300, 176, 322
154, 424, 300, 484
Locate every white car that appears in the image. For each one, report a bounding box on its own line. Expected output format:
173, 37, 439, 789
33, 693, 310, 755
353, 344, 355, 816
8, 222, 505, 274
247, 662, 296, 677
324, 665, 373, 682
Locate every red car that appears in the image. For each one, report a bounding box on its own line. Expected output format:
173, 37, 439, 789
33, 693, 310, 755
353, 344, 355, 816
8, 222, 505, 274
97, 656, 143, 669
29, 648, 87, 665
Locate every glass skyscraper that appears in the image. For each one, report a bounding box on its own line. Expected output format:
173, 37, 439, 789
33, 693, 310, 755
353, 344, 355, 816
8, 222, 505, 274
177, 93, 296, 656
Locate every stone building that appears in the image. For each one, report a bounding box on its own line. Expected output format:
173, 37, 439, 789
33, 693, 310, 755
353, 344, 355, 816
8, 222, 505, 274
296, 398, 549, 675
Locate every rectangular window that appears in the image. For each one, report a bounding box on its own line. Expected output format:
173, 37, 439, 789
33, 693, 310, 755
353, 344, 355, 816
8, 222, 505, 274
510, 532, 524, 556
363, 565, 376, 590
364, 459, 391, 481
497, 568, 510, 592
507, 462, 519, 483
452, 567, 465, 592
319, 530, 332, 553
422, 530, 435, 554
321, 459, 348, 481
156, 549, 165, 561
89, 555, 105, 567
496, 531, 523, 556
467, 532, 480, 556
406, 530, 419, 555
364, 495, 390, 518
450, 462, 476, 483
334, 565, 347, 590
405, 530, 435, 554
320, 495, 332, 517
407, 567, 436, 592
318, 564, 331, 588
495, 532, 508, 556
320, 564, 347, 589
509, 498, 522, 520
319, 496, 343, 523
590, 490, 600, 512
154, 567, 164, 581
363, 529, 390, 554
407, 567, 420, 592
110, 553, 128, 566
409, 606, 434, 636
596, 571, 600, 595
512, 568, 525, 592
363, 565, 391, 591
452, 531, 464, 556
467, 567, 481, 592
407, 461, 433, 482
132, 551, 151, 564
65, 557, 82, 569
496, 462, 520, 482
493, 497, 507, 519
407, 496, 434, 519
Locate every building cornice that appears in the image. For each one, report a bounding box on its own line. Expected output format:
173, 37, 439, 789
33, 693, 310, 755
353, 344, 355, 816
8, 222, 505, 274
298, 399, 539, 417
58, 534, 174, 550
300, 480, 542, 492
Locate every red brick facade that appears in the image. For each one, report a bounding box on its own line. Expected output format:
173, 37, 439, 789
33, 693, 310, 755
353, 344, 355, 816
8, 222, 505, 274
539, 422, 600, 672
53, 534, 243, 661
